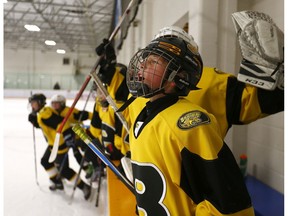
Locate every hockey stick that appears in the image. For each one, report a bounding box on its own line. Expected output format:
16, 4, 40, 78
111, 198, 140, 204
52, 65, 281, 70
66, 86, 94, 203
95, 162, 102, 207
72, 124, 134, 193
49, 0, 136, 163
55, 86, 94, 187
69, 86, 94, 204
30, 91, 39, 186
90, 71, 130, 132
69, 149, 88, 204
32, 125, 39, 186
55, 151, 69, 181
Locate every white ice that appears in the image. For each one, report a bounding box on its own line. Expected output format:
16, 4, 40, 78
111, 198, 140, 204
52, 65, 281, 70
3, 98, 108, 216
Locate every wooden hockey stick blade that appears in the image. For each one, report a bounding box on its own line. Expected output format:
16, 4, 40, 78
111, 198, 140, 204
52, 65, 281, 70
72, 124, 135, 194
49, 133, 60, 162
49, 75, 93, 162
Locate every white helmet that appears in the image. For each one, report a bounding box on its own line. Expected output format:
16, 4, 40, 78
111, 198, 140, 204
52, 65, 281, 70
51, 94, 66, 107
154, 26, 199, 52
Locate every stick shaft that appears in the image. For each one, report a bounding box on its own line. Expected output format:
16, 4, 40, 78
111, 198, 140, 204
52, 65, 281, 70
108, 0, 136, 42
72, 124, 134, 193
32, 126, 39, 185
90, 72, 130, 132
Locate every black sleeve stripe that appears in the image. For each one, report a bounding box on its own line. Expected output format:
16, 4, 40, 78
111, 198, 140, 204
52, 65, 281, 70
180, 144, 252, 214
73, 111, 89, 121
114, 113, 123, 137
115, 79, 129, 102
226, 77, 245, 127
42, 113, 63, 129
91, 105, 102, 129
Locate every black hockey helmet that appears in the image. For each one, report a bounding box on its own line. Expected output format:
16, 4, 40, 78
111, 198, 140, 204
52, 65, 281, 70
127, 37, 203, 98
29, 93, 46, 107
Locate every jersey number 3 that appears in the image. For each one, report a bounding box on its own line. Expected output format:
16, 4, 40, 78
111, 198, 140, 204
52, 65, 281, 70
132, 161, 170, 216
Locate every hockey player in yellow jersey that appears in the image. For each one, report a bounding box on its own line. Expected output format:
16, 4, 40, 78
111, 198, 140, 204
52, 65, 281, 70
93, 39, 130, 158
87, 65, 129, 163
28, 93, 92, 199
97, 63, 130, 159
126, 37, 254, 215
50, 94, 93, 163
92, 40, 136, 215
127, 26, 284, 140
28, 94, 60, 188
50, 94, 96, 178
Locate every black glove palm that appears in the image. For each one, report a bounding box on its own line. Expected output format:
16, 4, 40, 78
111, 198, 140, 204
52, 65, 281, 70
95, 39, 116, 67
95, 38, 117, 85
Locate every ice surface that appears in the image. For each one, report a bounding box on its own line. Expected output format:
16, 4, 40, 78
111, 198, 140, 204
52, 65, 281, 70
3, 98, 108, 216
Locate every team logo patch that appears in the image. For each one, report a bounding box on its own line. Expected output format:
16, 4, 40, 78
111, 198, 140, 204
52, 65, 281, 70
177, 111, 210, 129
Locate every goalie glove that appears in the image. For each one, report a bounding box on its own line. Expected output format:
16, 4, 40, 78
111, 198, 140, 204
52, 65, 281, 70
232, 11, 284, 90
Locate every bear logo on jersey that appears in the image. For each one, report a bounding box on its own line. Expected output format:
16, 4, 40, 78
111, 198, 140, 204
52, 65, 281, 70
177, 110, 210, 129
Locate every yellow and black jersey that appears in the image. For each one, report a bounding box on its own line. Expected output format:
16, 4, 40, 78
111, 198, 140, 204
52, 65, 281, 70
57, 106, 92, 131
128, 67, 284, 139
37, 106, 68, 154
99, 64, 130, 156
98, 64, 136, 216
89, 102, 103, 140
37, 106, 92, 153
60, 106, 92, 122
90, 64, 129, 142
101, 105, 130, 157
130, 95, 254, 216
106, 64, 129, 103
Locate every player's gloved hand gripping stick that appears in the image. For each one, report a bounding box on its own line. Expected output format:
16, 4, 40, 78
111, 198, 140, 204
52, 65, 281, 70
72, 124, 134, 193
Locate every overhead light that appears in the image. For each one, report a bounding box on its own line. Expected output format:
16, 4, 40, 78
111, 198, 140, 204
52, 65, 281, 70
56, 49, 66, 54
24, 24, 40, 32
45, 40, 56, 46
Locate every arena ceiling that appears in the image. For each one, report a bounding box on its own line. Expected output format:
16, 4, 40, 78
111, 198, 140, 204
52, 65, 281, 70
4, 0, 116, 54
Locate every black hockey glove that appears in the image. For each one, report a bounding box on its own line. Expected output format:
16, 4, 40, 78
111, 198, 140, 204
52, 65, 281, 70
63, 127, 76, 148
95, 38, 115, 59
95, 38, 116, 85
28, 112, 40, 128
105, 143, 123, 160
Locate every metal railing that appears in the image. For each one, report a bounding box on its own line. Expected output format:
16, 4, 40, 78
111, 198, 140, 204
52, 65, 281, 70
4, 72, 93, 90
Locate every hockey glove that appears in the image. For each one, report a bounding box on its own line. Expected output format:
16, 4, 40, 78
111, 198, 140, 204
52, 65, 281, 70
232, 11, 284, 90
63, 127, 76, 148
95, 38, 116, 68
28, 112, 40, 128
103, 142, 123, 160
95, 38, 117, 85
